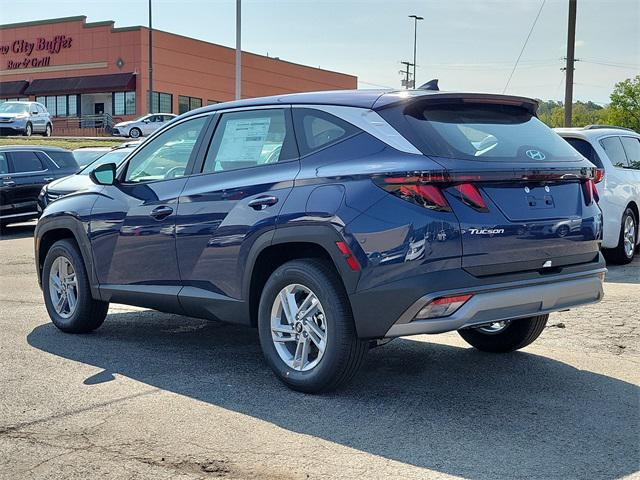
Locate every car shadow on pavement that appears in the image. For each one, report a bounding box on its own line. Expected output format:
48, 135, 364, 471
27, 311, 639, 479
0, 223, 36, 241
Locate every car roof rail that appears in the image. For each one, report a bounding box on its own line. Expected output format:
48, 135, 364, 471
583, 124, 636, 132
417, 79, 439, 91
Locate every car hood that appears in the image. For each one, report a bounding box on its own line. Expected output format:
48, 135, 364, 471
114, 120, 135, 127
0, 112, 29, 120
47, 174, 93, 194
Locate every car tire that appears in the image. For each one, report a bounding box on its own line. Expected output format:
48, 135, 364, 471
603, 208, 637, 265
458, 314, 548, 353
257, 259, 367, 393
42, 239, 109, 333
42, 123, 52, 137
24, 122, 33, 137
129, 128, 141, 138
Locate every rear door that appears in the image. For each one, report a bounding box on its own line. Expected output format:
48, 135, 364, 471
378, 98, 602, 275
175, 107, 299, 320
6, 150, 49, 216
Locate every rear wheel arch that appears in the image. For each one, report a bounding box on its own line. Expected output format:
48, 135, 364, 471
246, 228, 357, 327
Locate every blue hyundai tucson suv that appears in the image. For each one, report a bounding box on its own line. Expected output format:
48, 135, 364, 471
35, 89, 605, 392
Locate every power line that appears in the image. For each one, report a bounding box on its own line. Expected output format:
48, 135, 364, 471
503, 0, 547, 94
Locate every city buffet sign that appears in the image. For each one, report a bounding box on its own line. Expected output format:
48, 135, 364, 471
0, 35, 73, 69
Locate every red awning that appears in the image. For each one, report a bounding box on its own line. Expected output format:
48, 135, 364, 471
0, 80, 29, 97
24, 73, 136, 95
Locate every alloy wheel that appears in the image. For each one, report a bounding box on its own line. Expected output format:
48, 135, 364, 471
48, 256, 79, 318
623, 214, 636, 258
270, 284, 327, 371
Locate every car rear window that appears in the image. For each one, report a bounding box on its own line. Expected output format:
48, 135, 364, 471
380, 102, 582, 162
563, 137, 604, 168
47, 151, 78, 170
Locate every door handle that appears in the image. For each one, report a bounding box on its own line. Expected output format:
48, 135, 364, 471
44, 177, 55, 182
2, 179, 15, 187
150, 205, 173, 220
247, 195, 278, 210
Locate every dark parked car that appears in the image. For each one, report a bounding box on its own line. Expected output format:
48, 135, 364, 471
1, 146, 78, 226
38, 146, 136, 211
35, 90, 605, 392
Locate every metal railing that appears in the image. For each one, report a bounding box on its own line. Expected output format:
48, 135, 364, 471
53, 113, 122, 137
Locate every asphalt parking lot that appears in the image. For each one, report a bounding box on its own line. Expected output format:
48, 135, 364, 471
0, 222, 638, 480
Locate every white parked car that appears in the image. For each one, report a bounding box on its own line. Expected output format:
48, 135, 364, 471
112, 113, 177, 138
556, 126, 640, 264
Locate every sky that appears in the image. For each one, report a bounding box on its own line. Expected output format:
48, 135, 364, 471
0, 0, 638, 104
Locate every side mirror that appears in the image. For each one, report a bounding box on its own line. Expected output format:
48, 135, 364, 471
143, 119, 150, 123
90, 163, 117, 186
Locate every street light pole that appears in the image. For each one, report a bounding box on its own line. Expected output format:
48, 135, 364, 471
235, 0, 241, 100
408, 14, 423, 88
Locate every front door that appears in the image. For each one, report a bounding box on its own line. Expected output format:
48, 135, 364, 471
94, 103, 104, 115
90, 115, 210, 310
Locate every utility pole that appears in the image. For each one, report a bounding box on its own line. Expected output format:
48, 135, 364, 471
400, 61, 414, 89
408, 15, 423, 88
235, 0, 241, 100
148, 0, 153, 113
564, 0, 577, 127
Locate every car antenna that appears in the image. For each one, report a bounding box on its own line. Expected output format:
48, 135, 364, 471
417, 79, 439, 91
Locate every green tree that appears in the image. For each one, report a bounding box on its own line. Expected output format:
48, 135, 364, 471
608, 75, 640, 132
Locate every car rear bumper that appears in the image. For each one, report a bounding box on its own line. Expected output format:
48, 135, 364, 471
384, 268, 605, 337
348, 254, 606, 339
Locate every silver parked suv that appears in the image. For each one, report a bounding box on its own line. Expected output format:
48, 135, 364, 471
0, 101, 53, 137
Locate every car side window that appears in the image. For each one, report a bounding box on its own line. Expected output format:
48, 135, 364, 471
201, 109, 295, 174
37, 104, 45, 114
564, 138, 604, 168
0, 153, 8, 175
10, 151, 45, 173
124, 116, 207, 183
600, 136, 629, 167
620, 137, 640, 168
293, 108, 360, 156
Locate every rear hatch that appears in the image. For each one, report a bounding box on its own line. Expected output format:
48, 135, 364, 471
377, 95, 602, 276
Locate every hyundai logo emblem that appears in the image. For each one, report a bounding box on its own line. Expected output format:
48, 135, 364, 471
526, 149, 546, 160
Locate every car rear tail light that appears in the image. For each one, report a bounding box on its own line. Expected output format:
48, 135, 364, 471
375, 177, 451, 212
582, 179, 599, 205
594, 168, 604, 183
415, 294, 473, 320
335, 241, 361, 271
452, 183, 489, 212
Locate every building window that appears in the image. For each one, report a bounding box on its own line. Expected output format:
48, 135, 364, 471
207, 100, 219, 105
0, 97, 28, 103
151, 91, 173, 113
178, 95, 202, 114
35, 95, 78, 117
113, 91, 136, 116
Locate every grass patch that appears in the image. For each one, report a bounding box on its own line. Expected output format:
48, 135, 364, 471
0, 137, 125, 149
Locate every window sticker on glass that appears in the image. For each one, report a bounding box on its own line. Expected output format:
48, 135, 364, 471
217, 117, 272, 163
